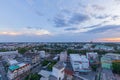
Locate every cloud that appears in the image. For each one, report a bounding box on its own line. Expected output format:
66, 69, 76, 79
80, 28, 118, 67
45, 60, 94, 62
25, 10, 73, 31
0, 32, 21, 36
111, 15, 120, 20
114, 0, 120, 4
34, 10, 43, 16
26, 26, 42, 30
68, 13, 89, 24
92, 14, 109, 19
54, 16, 68, 27
64, 27, 78, 31
92, 4, 105, 11
99, 37, 120, 42
86, 25, 120, 33
0, 29, 52, 36
33, 29, 51, 36
83, 21, 108, 29
26, 0, 35, 6
26, 0, 43, 17
54, 12, 89, 27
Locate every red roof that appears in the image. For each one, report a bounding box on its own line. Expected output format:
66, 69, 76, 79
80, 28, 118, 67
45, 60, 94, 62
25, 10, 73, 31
64, 69, 74, 76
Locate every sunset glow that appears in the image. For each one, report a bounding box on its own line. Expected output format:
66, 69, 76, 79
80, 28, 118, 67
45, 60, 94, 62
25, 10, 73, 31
100, 38, 120, 42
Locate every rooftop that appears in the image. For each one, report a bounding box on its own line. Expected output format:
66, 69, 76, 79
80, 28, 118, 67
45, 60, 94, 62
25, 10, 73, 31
9, 65, 19, 71
70, 54, 81, 61
49, 75, 57, 80
8, 63, 27, 71
23, 52, 39, 58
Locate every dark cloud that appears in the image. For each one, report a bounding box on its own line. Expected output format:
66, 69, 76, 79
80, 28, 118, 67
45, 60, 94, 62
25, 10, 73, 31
91, 14, 109, 19
92, 4, 105, 11
35, 10, 43, 16
84, 23, 102, 29
86, 25, 120, 33
68, 13, 89, 24
26, 26, 42, 30
64, 27, 78, 31
84, 21, 108, 29
61, 9, 71, 14
111, 15, 120, 20
54, 16, 68, 27
54, 13, 89, 27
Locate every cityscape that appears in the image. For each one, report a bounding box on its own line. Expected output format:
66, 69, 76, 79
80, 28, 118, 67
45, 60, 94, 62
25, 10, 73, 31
0, 0, 120, 80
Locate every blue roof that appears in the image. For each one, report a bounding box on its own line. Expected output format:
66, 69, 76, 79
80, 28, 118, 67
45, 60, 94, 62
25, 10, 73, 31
9, 65, 19, 71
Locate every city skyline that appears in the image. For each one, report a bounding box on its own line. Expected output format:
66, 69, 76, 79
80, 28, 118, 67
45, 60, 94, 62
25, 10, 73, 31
0, 0, 120, 42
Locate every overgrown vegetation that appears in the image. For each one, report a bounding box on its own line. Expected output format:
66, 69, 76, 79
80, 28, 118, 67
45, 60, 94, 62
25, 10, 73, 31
47, 61, 57, 71
41, 60, 57, 71
24, 73, 41, 80
112, 62, 120, 74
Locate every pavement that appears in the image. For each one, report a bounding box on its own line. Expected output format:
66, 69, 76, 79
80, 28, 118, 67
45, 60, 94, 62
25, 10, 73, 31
101, 69, 116, 80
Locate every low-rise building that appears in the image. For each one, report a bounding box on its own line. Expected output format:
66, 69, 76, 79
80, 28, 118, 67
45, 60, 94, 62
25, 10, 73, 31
49, 61, 65, 80
0, 51, 19, 58
38, 70, 51, 80
8, 59, 18, 65
95, 45, 114, 51
38, 51, 46, 58
7, 63, 31, 80
86, 52, 98, 63
70, 54, 90, 72
23, 52, 40, 65
101, 53, 120, 69
83, 43, 93, 49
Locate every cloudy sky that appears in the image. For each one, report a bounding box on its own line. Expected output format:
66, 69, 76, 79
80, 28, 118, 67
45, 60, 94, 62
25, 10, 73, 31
0, 0, 120, 42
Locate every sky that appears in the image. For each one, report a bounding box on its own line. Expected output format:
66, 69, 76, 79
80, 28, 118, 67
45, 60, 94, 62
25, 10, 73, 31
0, 0, 120, 42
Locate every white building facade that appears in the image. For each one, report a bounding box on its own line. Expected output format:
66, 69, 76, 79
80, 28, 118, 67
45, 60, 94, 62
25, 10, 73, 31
70, 54, 90, 72
51, 62, 65, 80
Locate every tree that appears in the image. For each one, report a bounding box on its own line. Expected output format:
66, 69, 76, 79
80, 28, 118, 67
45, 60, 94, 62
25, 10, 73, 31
112, 62, 120, 74
17, 48, 28, 54
91, 64, 97, 71
24, 73, 41, 80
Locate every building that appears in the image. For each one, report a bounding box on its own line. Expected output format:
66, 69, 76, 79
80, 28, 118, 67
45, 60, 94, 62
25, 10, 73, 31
86, 52, 98, 63
8, 59, 18, 65
101, 53, 120, 69
64, 69, 74, 80
38, 70, 51, 80
23, 52, 40, 65
49, 61, 65, 80
70, 54, 90, 72
95, 45, 114, 51
83, 43, 92, 49
0, 51, 19, 58
60, 51, 67, 62
38, 51, 46, 58
7, 63, 31, 80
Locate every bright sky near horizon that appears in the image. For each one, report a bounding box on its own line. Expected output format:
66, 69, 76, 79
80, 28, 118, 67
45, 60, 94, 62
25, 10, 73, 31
0, 0, 120, 42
